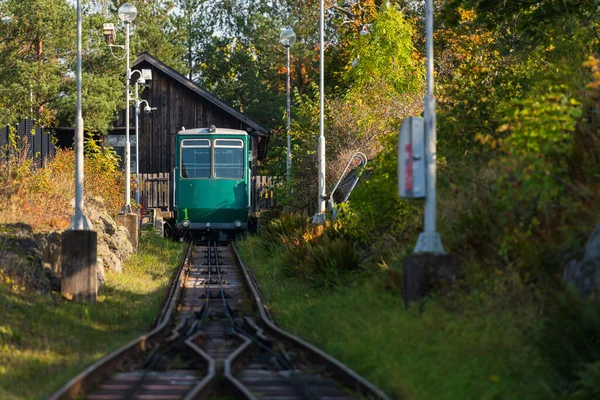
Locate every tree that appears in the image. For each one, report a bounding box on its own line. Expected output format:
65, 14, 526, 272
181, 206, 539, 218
0, 0, 75, 126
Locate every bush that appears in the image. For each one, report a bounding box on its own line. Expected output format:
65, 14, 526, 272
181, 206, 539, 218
259, 212, 312, 253
572, 361, 600, 400
260, 212, 362, 288
536, 288, 600, 394
280, 234, 361, 289
0, 133, 124, 231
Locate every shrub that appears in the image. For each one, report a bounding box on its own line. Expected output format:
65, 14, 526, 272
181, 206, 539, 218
279, 234, 361, 289
0, 133, 124, 231
572, 361, 600, 400
536, 288, 600, 394
259, 212, 312, 253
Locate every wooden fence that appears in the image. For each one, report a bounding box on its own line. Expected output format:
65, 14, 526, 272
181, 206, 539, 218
0, 119, 55, 167
138, 173, 278, 212
139, 173, 171, 210
251, 175, 278, 211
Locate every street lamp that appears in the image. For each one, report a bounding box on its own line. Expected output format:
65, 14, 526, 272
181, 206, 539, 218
131, 69, 155, 205
70, 0, 90, 230
279, 28, 296, 186
118, 2, 137, 214
315, 0, 327, 222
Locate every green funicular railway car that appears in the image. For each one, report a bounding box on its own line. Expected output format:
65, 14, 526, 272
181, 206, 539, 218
173, 125, 252, 240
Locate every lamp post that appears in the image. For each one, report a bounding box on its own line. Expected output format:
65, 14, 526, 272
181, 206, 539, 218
60, 0, 97, 304
316, 0, 326, 222
279, 28, 296, 186
70, 0, 90, 230
118, 2, 138, 215
132, 69, 153, 206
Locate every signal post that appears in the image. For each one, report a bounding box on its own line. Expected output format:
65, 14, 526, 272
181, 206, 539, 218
398, 0, 455, 308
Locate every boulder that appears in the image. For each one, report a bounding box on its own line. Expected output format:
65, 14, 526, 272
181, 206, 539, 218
96, 256, 106, 288
98, 242, 122, 274
0, 223, 51, 293
2, 197, 136, 293
563, 222, 600, 299
34, 231, 62, 276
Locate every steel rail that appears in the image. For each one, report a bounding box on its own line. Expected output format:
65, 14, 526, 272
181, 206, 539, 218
231, 242, 393, 400
48, 243, 206, 400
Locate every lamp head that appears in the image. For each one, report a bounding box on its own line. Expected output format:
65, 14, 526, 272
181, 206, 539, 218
103, 23, 116, 45
144, 105, 157, 114
118, 3, 138, 23
138, 69, 152, 88
279, 28, 296, 47
360, 25, 369, 35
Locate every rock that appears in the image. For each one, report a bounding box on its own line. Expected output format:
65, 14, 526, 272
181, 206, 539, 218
44, 266, 61, 292
98, 242, 122, 274
98, 213, 117, 235
563, 222, 600, 299
96, 257, 106, 288
114, 226, 134, 260
2, 196, 135, 293
0, 223, 51, 293
34, 231, 63, 276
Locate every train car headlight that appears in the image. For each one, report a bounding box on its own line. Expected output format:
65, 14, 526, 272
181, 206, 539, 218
182, 220, 190, 228
234, 220, 242, 228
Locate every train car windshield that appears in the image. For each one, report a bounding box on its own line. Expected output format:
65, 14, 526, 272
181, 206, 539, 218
214, 139, 244, 179
181, 139, 211, 179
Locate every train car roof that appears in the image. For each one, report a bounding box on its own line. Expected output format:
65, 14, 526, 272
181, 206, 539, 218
177, 127, 248, 135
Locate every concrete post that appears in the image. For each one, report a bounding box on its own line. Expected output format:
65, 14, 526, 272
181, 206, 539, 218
61, 230, 97, 303
116, 213, 139, 251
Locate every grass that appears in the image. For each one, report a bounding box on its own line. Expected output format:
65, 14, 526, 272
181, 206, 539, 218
0, 233, 185, 400
237, 236, 554, 400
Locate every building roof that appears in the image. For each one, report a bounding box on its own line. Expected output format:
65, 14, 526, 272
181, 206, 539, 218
132, 52, 269, 138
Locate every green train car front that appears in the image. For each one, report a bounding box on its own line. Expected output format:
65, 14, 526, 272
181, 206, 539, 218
174, 127, 250, 232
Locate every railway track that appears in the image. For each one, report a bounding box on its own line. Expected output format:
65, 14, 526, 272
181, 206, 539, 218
49, 240, 391, 400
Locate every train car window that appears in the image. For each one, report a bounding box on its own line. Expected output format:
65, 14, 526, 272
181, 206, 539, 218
181, 139, 211, 179
214, 139, 244, 179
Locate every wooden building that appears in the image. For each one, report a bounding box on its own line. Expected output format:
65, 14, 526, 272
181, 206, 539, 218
105, 52, 272, 211
108, 52, 270, 176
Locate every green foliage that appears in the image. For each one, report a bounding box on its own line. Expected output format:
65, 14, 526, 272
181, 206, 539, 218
260, 213, 361, 289
572, 361, 600, 400
489, 88, 583, 258
346, 4, 422, 95
259, 212, 312, 254
0, 0, 75, 126
536, 288, 600, 394
338, 133, 421, 246
280, 234, 362, 289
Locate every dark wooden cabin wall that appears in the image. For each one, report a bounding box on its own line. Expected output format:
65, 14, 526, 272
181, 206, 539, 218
119, 61, 256, 175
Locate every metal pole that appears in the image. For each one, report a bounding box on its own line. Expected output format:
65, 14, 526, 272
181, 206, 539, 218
135, 83, 140, 207
317, 0, 326, 220
414, 0, 445, 254
122, 21, 131, 214
70, 0, 90, 230
286, 45, 291, 185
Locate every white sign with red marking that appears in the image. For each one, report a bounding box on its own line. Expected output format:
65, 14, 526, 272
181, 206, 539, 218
398, 117, 426, 199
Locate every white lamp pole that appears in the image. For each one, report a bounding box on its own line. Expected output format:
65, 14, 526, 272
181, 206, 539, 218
118, 2, 137, 215
70, 0, 90, 230
317, 0, 326, 221
414, 0, 446, 254
134, 82, 140, 206
279, 28, 296, 186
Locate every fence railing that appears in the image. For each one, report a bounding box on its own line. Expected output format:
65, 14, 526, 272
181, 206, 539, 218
251, 175, 278, 212
137, 173, 278, 213
0, 119, 55, 168
139, 173, 171, 211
